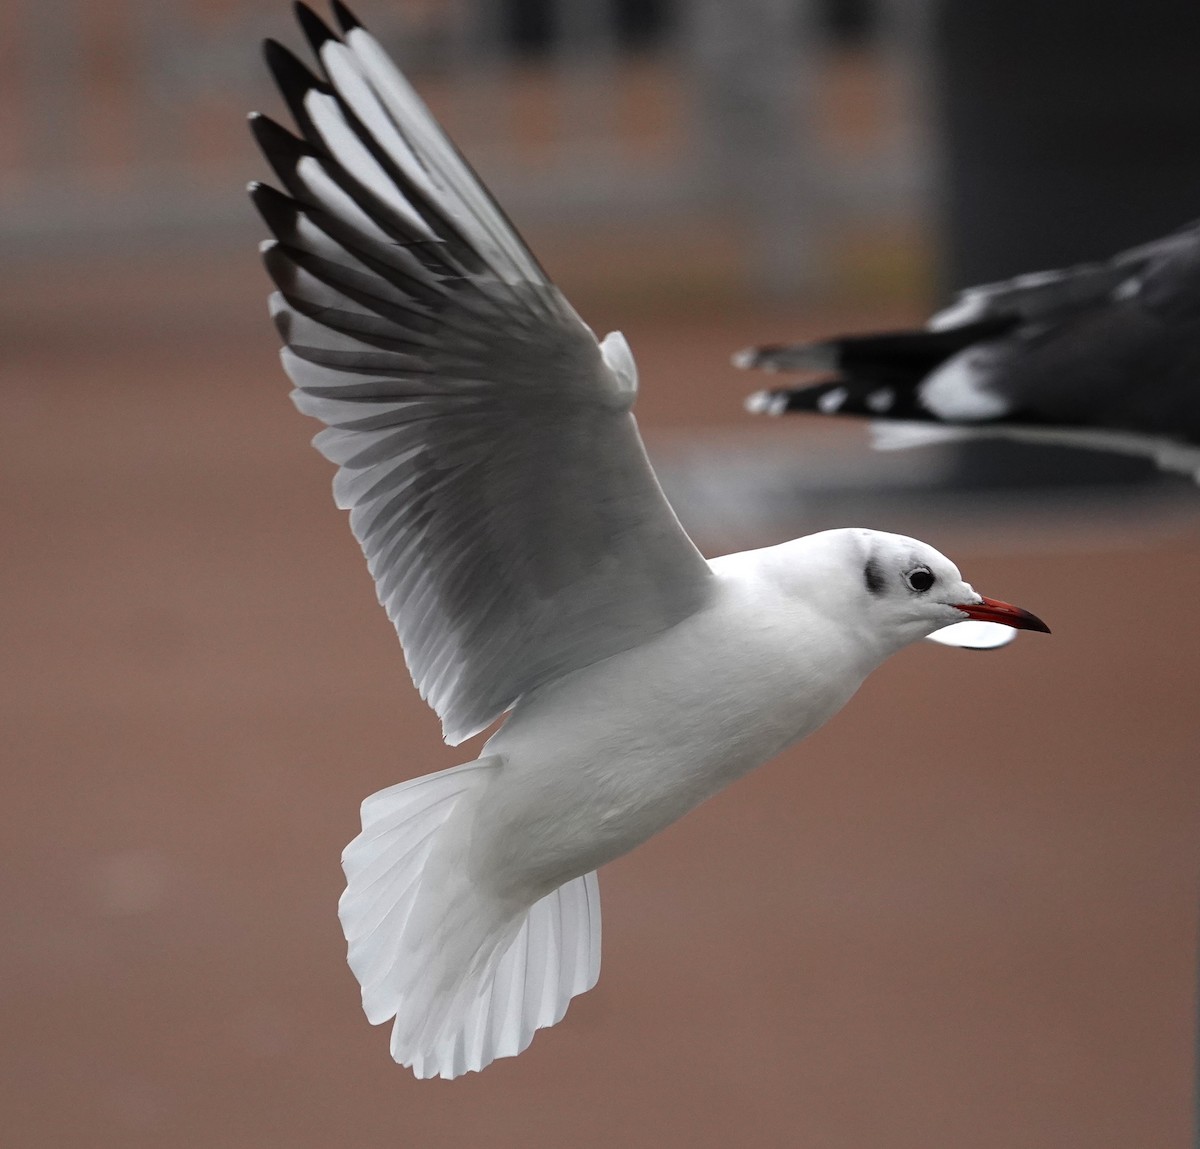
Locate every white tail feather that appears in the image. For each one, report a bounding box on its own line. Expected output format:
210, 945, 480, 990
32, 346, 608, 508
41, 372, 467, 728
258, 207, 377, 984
339, 760, 602, 1079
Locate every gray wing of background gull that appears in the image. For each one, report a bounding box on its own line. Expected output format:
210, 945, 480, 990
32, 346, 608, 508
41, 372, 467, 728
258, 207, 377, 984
249, 2, 713, 746
737, 220, 1200, 480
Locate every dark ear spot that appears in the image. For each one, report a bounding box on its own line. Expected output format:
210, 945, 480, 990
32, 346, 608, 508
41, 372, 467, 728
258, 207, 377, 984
863, 557, 886, 596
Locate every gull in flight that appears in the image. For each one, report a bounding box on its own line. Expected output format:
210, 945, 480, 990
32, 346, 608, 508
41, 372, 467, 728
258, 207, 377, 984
249, 2, 1050, 1079
738, 221, 1200, 481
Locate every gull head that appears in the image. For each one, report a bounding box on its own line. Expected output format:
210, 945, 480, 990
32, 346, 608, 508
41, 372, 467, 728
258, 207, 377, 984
775, 528, 1050, 656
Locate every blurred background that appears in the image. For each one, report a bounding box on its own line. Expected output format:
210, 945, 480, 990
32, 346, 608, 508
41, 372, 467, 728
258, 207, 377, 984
3, 1, 1199, 1145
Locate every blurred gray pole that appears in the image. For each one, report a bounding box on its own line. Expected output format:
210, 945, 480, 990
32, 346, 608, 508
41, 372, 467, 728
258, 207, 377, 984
875, 0, 935, 235
683, 0, 821, 299
931, 9, 1200, 1138
933, 0, 1200, 289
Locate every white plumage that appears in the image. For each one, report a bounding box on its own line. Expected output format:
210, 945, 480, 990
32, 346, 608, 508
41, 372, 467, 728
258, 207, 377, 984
251, 3, 1049, 1078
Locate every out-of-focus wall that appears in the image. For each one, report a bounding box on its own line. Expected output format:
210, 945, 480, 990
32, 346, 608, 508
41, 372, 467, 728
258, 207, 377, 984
0, 0, 932, 297
5, 8, 1199, 1149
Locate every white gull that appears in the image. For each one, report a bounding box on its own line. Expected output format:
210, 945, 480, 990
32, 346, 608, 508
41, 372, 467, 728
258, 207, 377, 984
249, 1, 1050, 1079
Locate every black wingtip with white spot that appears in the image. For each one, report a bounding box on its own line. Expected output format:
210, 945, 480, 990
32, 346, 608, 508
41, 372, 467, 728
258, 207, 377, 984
745, 379, 920, 421
247, 112, 315, 191
744, 390, 789, 416
248, 179, 301, 241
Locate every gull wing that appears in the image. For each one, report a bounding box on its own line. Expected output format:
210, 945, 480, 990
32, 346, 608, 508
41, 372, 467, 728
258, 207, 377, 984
251, 3, 713, 745
927, 220, 1200, 330
738, 219, 1200, 475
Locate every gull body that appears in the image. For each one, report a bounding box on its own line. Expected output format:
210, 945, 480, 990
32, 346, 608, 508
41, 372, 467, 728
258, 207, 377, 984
456, 532, 929, 901
252, 3, 1049, 1079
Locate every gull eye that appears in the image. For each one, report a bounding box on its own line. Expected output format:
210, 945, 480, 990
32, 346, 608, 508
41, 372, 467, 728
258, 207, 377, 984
905, 567, 935, 593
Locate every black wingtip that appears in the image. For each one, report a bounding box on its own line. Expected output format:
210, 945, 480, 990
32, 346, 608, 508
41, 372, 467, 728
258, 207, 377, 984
744, 381, 869, 418
248, 180, 301, 239
294, 2, 339, 56
248, 110, 297, 150
263, 36, 332, 131
248, 110, 274, 149
743, 389, 792, 416
260, 240, 299, 295
248, 111, 315, 186
262, 37, 287, 69
264, 36, 327, 97
248, 178, 278, 204
331, 0, 363, 33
